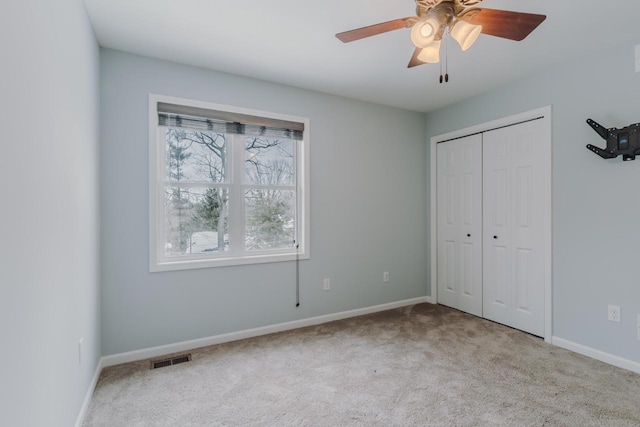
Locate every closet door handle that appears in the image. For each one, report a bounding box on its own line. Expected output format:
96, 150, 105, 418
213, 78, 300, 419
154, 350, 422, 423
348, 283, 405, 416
493, 235, 498, 239
467, 233, 471, 237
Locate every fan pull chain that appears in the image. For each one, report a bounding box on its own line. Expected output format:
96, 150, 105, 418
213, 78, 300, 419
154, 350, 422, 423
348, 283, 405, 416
445, 29, 449, 83
440, 29, 449, 84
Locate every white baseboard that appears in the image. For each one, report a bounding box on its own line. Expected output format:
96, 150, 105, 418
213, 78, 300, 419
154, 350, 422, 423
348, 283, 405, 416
74, 357, 105, 427
552, 336, 640, 375
102, 296, 431, 367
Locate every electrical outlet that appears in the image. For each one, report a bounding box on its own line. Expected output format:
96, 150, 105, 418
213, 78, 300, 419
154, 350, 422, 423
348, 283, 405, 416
323, 278, 330, 291
78, 338, 84, 365
608, 305, 621, 323
383, 272, 389, 283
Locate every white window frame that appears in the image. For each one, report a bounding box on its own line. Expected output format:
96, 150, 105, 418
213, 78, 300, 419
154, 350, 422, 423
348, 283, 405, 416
149, 94, 310, 272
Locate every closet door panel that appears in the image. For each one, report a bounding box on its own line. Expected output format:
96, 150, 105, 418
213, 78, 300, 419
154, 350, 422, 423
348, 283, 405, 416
511, 122, 546, 335
437, 134, 482, 317
483, 134, 512, 326
438, 143, 459, 306
483, 120, 546, 337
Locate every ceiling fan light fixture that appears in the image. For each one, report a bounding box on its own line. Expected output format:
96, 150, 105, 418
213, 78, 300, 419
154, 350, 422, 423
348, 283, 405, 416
410, 18, 439, 48
417, 39, 442, 63
450, 20, 482, 51
336, 1, 547, 71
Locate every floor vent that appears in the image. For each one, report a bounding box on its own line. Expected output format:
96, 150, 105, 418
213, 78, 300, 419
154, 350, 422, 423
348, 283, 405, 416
151, 353, 192, 369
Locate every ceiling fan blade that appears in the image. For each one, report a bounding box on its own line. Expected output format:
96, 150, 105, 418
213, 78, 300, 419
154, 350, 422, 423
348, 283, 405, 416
459, 8, 546, 41
336, 18, 414, 43
408, 48, 426, 68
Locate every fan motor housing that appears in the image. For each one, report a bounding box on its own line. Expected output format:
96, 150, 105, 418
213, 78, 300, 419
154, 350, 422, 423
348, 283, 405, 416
416, 0, 481, 17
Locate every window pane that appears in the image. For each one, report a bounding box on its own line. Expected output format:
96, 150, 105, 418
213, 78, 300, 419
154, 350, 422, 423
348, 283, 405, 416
245, 189, 295, 251
245, 137, 294, 186
165, 128, 228, 183
164, 187, 229, 257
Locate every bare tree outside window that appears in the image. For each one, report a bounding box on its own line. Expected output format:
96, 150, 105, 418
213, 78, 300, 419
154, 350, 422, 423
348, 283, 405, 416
164, 129, 195, 255
164, 128, 229, 256
163, 129, 296, 256
244, 137, 296, 251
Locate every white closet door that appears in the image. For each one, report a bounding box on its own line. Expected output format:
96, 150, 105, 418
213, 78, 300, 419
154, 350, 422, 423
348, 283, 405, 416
437, 134, 483, 317
483, 119, 546, 337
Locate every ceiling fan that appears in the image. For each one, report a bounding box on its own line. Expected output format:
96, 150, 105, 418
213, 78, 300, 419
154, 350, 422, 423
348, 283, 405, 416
336, 0, 546, 70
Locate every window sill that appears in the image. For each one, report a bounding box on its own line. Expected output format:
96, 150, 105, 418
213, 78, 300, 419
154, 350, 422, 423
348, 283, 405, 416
150, 251, 310, 272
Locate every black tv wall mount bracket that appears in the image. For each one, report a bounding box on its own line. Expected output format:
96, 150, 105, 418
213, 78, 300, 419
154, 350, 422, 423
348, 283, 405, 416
586, 118, 640, 161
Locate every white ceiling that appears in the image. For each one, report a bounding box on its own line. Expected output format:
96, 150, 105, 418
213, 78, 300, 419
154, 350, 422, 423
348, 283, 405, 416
84, 0, 640, 113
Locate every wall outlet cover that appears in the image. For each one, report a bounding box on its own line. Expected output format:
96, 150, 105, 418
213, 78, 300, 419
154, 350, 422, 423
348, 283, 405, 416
607, 305, 621, 323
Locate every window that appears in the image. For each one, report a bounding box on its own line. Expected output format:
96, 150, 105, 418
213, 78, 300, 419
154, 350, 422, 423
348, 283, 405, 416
149, 95, 309, 271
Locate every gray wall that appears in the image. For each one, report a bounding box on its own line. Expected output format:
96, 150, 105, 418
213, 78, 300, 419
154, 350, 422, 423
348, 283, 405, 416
100, 49, 428, 356
0, 1, 101, 426
425, 40, 640, 363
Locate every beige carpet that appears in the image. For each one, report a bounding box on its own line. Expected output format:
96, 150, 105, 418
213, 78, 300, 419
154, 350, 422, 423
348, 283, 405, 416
84, 304, 640, 426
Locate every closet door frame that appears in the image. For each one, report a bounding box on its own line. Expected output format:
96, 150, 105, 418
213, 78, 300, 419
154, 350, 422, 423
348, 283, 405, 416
429, 105, 553, 343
